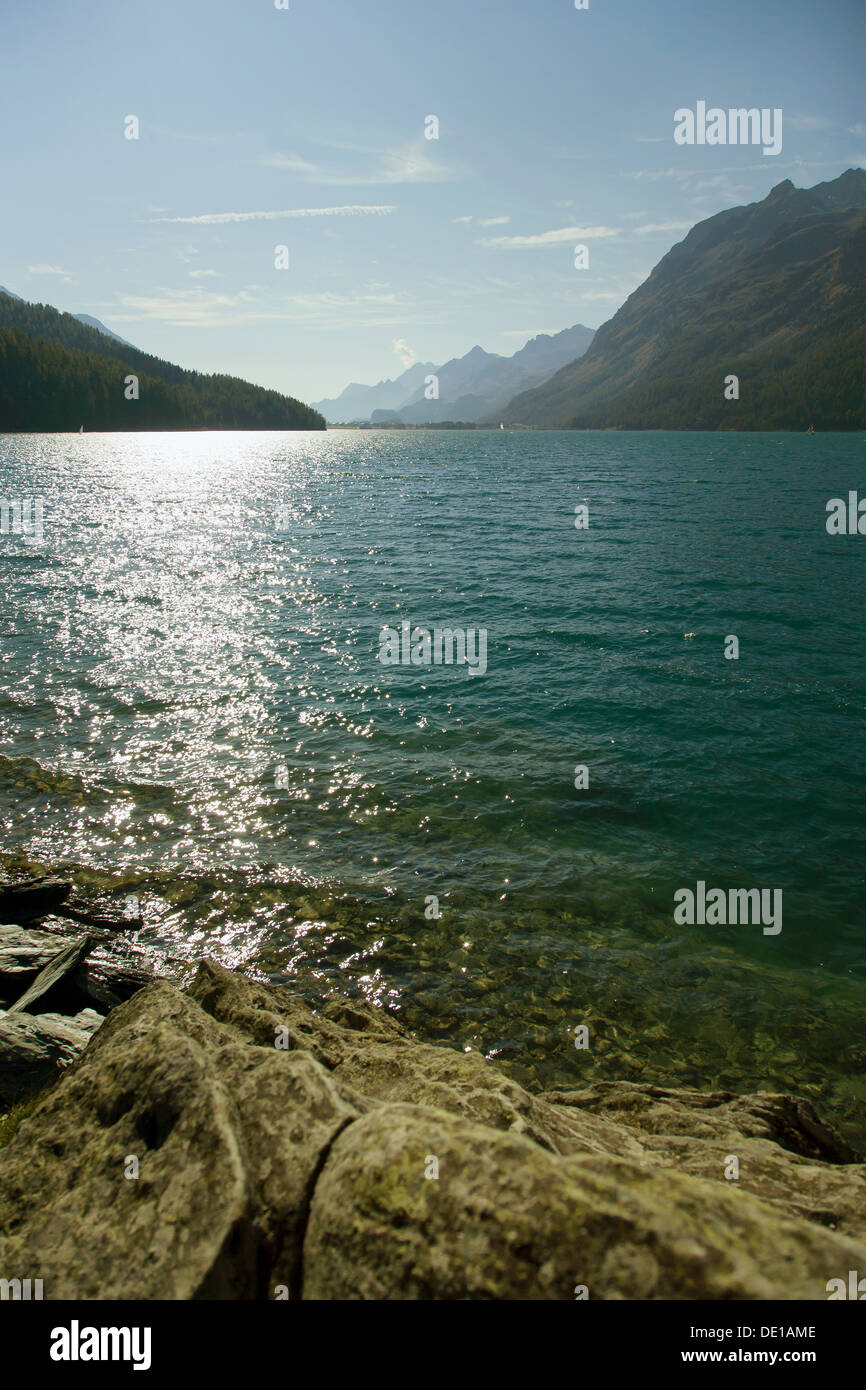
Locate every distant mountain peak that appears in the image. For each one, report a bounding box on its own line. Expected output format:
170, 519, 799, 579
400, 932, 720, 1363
313, 323, 595, 423
73, 314, 135, 348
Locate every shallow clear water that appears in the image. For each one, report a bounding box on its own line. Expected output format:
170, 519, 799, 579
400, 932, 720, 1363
1, 430, 864, 1140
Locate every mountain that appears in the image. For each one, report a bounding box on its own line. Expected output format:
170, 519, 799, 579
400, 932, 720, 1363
73, 313, 136, 348
504, 170, 866, 430
314, 323, 595, 424
312, 361, 436, 422
2, 287, 137, 347
0, 291, 324, 431
508, 323, 598, 376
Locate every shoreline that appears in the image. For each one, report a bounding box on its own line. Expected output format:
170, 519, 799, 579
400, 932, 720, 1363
2, 859, 864, 1151
1, 938, 864, 1299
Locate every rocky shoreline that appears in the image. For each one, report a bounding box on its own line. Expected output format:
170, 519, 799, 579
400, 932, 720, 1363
0, 877, 160, 1109
0, 895, 864, 1300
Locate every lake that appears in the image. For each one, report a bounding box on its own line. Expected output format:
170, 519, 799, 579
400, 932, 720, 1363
1, 429, 864, 1141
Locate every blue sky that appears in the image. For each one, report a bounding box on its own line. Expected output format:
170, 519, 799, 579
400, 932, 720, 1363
1, 0, 862, 403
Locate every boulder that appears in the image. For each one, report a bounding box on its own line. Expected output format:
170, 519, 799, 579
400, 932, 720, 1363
543, 1082, 866, 1240
0, 925, 65, 975
0, 982, 355, 1299
0, 924, 153, 1013
0, 877, 71, 923
301, 1103, 866, 1301
0, 1008, 103, 1104
8, 935, 96, 1014
0, 958, 863, 1300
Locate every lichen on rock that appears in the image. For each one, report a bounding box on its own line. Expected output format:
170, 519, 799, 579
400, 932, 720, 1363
0, 959, 863, 1300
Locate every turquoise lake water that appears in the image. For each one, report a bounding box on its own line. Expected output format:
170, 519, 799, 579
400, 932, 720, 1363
1, 430, 864, 1140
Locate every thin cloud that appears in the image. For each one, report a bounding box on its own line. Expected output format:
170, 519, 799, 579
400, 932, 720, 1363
633, 220, 693, 235
693, 175, 751, 196
786, 114, 830, 131
627, 159, 841, 181
477, 225, 618, 248
148, 205, 396, 224
451, 215, 474, 223
109, 288, 431, 332
112, 288, 260, 326
261, 153, 320, 174
27, 263, 74, 275
392, 337, 416, 367
478, 216, 511, 226
261, 142, 457, 186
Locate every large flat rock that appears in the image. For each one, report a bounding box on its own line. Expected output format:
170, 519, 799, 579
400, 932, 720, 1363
1, 958, 863, 1300
0, 923, 153, 1014
0, 1007, 103, 1104
301, 1103, 866, 1301
0, 981, 355, 1298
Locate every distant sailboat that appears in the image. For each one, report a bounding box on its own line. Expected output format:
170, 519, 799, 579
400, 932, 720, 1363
807, 424, 815, 434
78, 425, 84, 433
499, 422, 505, 430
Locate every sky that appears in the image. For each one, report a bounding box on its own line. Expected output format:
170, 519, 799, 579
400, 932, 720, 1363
1, 0, 863, 404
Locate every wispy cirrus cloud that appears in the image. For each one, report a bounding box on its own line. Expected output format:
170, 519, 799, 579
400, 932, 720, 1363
27, 263, 74, 275
500, 328, 559, 337
111, 287, 260, 326
453, 214, 511, 226
627, 159, 841, 181
148, 204, 396, 225
260, 152, 320, 175
108, 286, 433, 332
261, 141, 458, 186
632, 220, 693, 235
786, 114, 830, 131
477, 225, 618, 248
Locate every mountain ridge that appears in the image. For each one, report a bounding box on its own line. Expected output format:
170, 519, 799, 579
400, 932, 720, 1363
72, 313, 136, 348
0, 290, 324, 431
503, 169, 866, 429
314, 322, 595, 423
